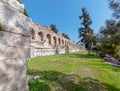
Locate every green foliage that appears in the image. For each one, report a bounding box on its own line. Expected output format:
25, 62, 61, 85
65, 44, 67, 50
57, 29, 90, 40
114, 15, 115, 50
78, 8, 96, 53
50, 24, 58, 33
97, 20, 120, 56
85, 33, 96, 46
96, 0, 120, 58
17, 0, 22, 4
17, 0, 29, 17
24, 9, 29, 17
27, 52, 120, 91
62, 33, 70, 40
109, 0, 120, 19
115, 44, 120, 57
0, 23, 3, 31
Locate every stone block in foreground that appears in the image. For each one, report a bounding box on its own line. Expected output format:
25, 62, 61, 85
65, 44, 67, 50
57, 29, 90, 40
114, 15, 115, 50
0, 0, 32, 91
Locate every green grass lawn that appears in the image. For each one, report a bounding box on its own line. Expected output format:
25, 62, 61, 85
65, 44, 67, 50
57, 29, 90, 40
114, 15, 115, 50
27, 51, 120, 91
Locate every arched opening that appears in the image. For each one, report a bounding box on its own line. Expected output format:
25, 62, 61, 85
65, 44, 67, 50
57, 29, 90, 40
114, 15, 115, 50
65, 41, 67, 45
38, 32, 44, 41
58, 38, 61, 44
66, 41, 68, 46
53, 36, 57, 45
47, 34, 51, 44
32, 29, 35, 39
62, 39, 64, 45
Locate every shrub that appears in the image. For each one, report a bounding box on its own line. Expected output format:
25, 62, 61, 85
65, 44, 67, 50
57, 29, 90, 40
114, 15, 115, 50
17, 0, 22, 4
24, 9, 29, 17
0, 23, 3, 31
115, 45, 120, 58
16, 0, 29, 17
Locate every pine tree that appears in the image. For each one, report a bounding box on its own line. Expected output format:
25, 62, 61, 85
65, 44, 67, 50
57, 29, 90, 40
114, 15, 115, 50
62, 33, 70, 40
78, 8, 95, 54
50, 24, 58, 33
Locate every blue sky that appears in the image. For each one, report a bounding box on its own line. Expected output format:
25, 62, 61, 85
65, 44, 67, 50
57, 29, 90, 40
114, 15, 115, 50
22, 0, 112, 42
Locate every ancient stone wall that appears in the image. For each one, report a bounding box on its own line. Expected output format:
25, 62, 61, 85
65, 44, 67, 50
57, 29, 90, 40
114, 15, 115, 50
31, 23, 83, 57
0, 1, 83, 91
0, 0, 32, 91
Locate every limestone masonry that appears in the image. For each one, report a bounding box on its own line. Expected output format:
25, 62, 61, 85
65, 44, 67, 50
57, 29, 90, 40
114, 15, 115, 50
0, 0, 83, 91
31, 22, 83, 57
0, 0, 32, 91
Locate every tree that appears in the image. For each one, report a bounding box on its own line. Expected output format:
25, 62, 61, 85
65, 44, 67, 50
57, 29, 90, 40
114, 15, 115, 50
98, 19, 120, 57
96, 0, 120, 58
109, 0, 120, 19
62, 33, 70, 40
50, 24, 58, 33
78, 8, 95, 54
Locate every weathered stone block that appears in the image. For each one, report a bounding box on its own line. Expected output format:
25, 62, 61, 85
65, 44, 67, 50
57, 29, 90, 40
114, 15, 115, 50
0, 0, 24, 13
0, 58, 28, 91
0, 44, 30, 60
0, 78, 28, 91
0, 31, 31, 48
0, 0, 32, 91
0, 1, 32, 36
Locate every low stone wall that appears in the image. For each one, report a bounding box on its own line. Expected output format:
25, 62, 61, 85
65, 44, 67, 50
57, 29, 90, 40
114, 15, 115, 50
31, 45, 81, 57
0, 0, 32, 91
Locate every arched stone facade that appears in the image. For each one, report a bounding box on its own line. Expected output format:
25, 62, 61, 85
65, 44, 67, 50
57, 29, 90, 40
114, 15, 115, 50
31, 22, 82, 57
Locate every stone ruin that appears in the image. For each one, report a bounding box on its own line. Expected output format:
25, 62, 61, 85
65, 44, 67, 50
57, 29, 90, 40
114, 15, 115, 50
0, 0, 32, 91
31, 23, 83, 57
0, 0, 83, 91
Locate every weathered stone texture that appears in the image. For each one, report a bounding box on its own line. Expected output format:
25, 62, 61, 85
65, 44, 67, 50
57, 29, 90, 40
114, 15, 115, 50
0, 0, 32, 91
0, 0, 31, 36
31, 23, 83, 57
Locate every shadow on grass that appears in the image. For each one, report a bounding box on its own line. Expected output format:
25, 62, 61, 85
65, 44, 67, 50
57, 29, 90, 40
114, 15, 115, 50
29, 80, 51, 91
28, 69, 120, 91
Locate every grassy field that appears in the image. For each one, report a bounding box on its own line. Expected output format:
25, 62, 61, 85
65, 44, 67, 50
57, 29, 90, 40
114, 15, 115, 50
27, 51, 120, 91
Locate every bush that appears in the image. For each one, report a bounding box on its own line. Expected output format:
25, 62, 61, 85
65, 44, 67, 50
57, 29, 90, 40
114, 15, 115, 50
17, 0, 22, 4
24, 9, 29, 17
0, 23, 3, 31
115, 45, 120, 58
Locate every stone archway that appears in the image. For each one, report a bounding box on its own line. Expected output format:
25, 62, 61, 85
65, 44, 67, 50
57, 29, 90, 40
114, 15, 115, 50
32, 29, 35, 39
38, 32, 44, 41
58, 38, 61, 45
62, 39, 64, 45
53, 36, 57, 46
65, 40, 67, 45
47, 34, 51, 45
